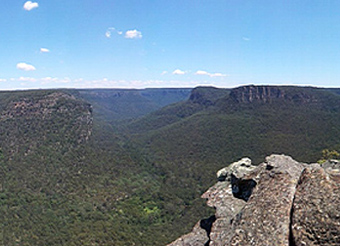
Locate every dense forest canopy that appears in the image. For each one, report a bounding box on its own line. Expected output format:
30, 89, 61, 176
0, 85, 340, 245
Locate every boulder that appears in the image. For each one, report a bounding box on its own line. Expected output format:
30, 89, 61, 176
216, 157, 255, 182
322, 159, 340, 169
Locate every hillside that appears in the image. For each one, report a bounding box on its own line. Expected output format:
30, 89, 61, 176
123, 85, 340, 244
1, 85, 340, 245
127, 85, 340, 163
74, 88, 191, 122
0, 89, 203, 246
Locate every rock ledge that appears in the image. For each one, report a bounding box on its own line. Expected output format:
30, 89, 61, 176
168, 154, 340, 246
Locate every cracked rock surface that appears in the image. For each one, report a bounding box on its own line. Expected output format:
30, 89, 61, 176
292, 166, 340, 245
168, 154, 340, 246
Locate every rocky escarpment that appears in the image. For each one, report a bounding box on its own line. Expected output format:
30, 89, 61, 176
229, 85, 317, 104
168, 155, 340, 246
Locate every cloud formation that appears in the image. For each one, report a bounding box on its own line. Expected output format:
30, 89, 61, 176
105, 27, 115, 38
105, 31, 111, 38
195, 70, 227, 77
40, 48, 50, 53
16, 62, 36, 71
195, 70, 210, 76
18, 76, 37, 82
105, 27, 123, 38
172, 69, 186, 75
210, 73, 226, 77
23, 1, 39, 11
125, 29, 142, 39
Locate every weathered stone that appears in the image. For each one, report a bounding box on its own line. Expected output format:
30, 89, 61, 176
228, 155, 305, 246
217, 157, 255, 181
322, 159, 340, 169
167, 219, 211, 246
202, 159, 261, 246
292, 166, 340, 245
200, 181, 246, 245
168, 154, 340, 246
207, 160, 267, 245
202, 182, 246, 219
264, 154, 307, 178
229, 85, 317, 104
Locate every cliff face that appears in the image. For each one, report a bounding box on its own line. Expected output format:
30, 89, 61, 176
168, 155, 340, 246
229, 85, 317, 104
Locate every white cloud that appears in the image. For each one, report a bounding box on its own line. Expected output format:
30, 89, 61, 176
18, 77, 37, 82
23, 1, 39, 11
161, 71, 168, 75
106, 27, 141, 39
72, 79, 192, 89
2, 77, 219, 90
40, 48, 50, 53
105, 27, 115, 38
105, 27, 116, 38
105, 27, 124, 38
125, 29, 142, 39
105, 31, 112, 38
242, 37, 250, 41
16, 62, 36, 71
172, 69, 186, 75
0, 79, 7, 82
74, 78, 84, 82
195, 70, 210, 76
210, 73, 227, 77
195, 70, 227, 77
40, 77, 58, 83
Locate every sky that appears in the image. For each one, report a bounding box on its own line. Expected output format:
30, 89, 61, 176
1, 0, 340, 90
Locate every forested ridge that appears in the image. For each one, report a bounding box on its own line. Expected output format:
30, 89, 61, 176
0, 86, 340, 245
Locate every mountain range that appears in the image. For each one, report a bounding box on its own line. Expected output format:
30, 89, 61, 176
0, 85, 340, 245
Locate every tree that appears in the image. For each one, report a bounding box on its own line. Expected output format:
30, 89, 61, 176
318, 149, 340, 164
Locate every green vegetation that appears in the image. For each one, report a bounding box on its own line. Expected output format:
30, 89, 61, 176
318, 148, 340, 164
0, 86, 340, 245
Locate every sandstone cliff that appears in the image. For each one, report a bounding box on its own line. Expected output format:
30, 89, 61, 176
229, 85, 317, 104
168, 155, 340, 246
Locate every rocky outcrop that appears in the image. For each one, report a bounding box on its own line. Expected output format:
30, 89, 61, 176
292, 166, 340, 245
228, 155, 306, 246
230, 85, 285, 103
229, 85, 317, 104
168, 154, 340, 246
167, 217, 215, 246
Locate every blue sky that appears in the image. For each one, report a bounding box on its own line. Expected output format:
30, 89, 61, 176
1, 0, 340, 89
